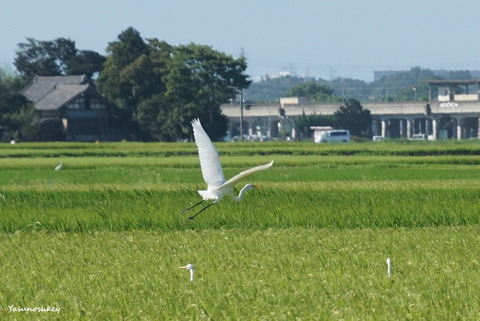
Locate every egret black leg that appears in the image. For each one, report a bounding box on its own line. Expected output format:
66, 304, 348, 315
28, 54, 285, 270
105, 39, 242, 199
183, 199, 205, 214
185, 202, 215, 223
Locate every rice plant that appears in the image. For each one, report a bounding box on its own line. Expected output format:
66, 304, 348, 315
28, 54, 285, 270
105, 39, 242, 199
1, 141, 480, 320
1, 227, 479, 320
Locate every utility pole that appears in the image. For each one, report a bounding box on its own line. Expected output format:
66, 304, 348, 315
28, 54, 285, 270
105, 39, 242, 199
240, 88, 244, 141
239, 47, 245, 142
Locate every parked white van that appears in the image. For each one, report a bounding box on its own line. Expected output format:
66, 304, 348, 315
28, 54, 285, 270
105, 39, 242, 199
315, 129, 351, 143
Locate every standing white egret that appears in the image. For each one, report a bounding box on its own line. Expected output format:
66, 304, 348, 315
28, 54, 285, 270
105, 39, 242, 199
184, 118, 273, 222
386, 258, 391, 277
179, 264, 194, 282
55, 161, 63, 171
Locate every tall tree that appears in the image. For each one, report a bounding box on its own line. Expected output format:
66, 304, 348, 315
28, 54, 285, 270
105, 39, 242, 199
136, 94, 185, 141
98, 28, 170, 118
14, 38, 77, 76
97, 28, 172, 139
97, 27, 149, 111
164, 43, 250, 140
67, 50, 106, 78
334, 99, 371, 136
15, 38, 105, 79
97, 28, 251, 141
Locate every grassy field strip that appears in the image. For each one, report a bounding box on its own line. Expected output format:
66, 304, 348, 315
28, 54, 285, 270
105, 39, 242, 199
4, 160, 480, 187
1, 181, 480, 232
3, 178, 480, 191
1, 227, 479, 320
2, 141, 480, 319
3, 140, 480, 158
3, 154, 480, 169
266, 179, 480, 190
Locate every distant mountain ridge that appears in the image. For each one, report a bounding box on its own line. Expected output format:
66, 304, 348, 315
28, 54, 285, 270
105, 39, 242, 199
244, 67, 479, 103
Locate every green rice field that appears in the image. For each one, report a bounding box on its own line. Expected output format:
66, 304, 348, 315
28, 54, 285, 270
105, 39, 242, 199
1, 140, 480, 320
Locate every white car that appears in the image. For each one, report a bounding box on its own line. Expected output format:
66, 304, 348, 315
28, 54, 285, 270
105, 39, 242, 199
315, 130, 351, 143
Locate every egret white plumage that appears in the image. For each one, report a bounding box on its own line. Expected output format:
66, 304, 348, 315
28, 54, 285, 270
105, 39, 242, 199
183, 118, 273, 222
55, 161, 63, 171
179, 264, 194, 282
386, 258, 391, 277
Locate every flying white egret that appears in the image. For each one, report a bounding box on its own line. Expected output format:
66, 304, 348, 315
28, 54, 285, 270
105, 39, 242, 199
386, 258, 391, 277
55, 161, 63, 171
179, 264, 194, 282
183, 118, 273, 222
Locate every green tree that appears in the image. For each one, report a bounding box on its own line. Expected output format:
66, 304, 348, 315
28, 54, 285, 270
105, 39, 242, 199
334, 99, 371, 136
163, 43, 250, 140
295, 112, 336, 140
137, 95, 193, 141
14, 38, 77, 77
97, 28, 172, 139
0, 69, 37, 141
284, 82, 339, 102
245, 75, 305, 103
371, 67, 438, 102
67, 50, 106, 78
99, 29, 250, 141
326, 78, 371, 102
15, 38, 105, 79
98, 28, 149, 114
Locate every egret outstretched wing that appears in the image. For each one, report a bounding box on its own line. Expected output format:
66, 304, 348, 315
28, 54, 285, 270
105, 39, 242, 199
185, 119, 273, 222
220, 161, 273, 189
192, 119, 225, 188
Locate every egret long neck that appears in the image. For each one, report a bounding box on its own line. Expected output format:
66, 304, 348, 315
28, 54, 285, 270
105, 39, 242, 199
189, 269, 194, 282
234, 185, 251, 201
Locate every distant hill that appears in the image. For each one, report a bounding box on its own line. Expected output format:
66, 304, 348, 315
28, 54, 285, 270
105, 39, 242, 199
244, 67, 479, 103
243, 75, 305, 104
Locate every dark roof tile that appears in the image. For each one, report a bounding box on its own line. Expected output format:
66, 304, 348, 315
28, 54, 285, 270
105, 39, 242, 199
35, 84, 89, 111
21, 75, 86, 103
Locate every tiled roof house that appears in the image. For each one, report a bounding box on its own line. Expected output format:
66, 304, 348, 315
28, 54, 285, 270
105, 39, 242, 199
21, 75, 125, 141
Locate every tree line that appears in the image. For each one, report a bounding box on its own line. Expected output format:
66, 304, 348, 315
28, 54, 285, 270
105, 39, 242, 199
1, 27, 250, 142
246, 67, 478, 103
5, 26, 444, 142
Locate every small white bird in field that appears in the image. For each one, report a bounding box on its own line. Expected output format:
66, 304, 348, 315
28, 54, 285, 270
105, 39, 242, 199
54, 161, 63, 171
183, 118, 274, 222
386, 258, 391, 277
179, 264, 195, 282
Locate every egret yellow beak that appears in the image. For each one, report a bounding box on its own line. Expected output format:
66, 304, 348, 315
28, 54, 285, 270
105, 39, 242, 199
253, 185, 260, 189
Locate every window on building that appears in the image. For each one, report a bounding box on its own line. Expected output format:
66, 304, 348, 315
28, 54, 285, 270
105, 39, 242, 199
68, 98, 85, 110
90, 99, 106, 110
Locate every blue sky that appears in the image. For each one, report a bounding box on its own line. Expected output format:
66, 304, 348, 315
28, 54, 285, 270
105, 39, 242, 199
2, 0, 480, 82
